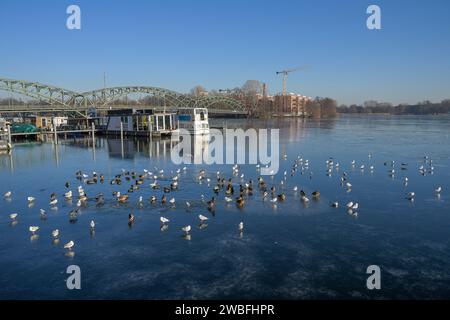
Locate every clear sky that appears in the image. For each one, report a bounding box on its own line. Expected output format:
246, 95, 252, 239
0, 0, 449, 105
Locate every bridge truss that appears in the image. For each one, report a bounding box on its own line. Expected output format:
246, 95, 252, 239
0, 78, 246, 116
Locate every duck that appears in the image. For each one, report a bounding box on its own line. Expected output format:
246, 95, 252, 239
64, 190, 73, 199
27, 196, 35, 203
224, 196, 233, 203
169, 197, 176, 204
238, 221, 244, 232
118, 194, 129, 203
330, 201, 339, 208
9, 213, 18, 220
435, 186, 442, 194
4, 191, 12, 198
90, 220, 96, 230
128, 213, 135, 224
150, 196, 157, 204
207, 197, 216, 211
312, 191, 320, 198
277, 193, 286, 201
406, 192, 415, 201
161, 195, 167, 204
236, 196, 245, 207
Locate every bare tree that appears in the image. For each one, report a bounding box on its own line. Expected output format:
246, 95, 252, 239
190, 85, 206, 97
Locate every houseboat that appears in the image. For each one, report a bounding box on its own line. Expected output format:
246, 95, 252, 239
178, 108, 210, 135
105, 108, 178, 137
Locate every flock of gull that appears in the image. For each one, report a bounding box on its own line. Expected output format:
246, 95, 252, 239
2, 154, 444, 256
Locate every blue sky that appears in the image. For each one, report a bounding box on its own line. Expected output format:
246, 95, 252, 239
0, 0, 449, 105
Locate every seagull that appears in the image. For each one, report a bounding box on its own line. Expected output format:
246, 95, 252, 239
52, 229, 60, 238
9, 213, 18, 220
435, 187, 442, 194
4, 191, 12, 198
346, 202, 354, 209
198, 215, 209, 223
238, 221, 244, 232
181, 225, 191, 234
40, 209, 46, 218
29, 226, 39, 234
64, 190, 72, 199
90, 220, 96, 230
27, 196, 35, 203
160, 216, 170, 224
64, 240, 75, 250
224, 196, 233, 203
293, 186, 298, 192
169, 197, 176, 204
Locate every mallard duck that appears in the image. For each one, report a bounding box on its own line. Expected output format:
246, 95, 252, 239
236, 196, 245, 207
128, 213, 135, 224
312, 191, 320, 198
277, 193, 286, 201
161, 195, 167, 204
118, 194, 129, 203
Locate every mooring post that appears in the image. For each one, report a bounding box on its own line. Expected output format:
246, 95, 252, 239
7, 123, 12, 146
91, 122, 96, 146
120, 121, 124, 158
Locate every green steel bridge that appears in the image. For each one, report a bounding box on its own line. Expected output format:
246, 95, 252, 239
0, 77, 247, 117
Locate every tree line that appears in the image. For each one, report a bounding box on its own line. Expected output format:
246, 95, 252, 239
337, 100, 450, 115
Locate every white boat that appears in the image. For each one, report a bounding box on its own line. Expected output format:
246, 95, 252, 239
177, 108, 210, 135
